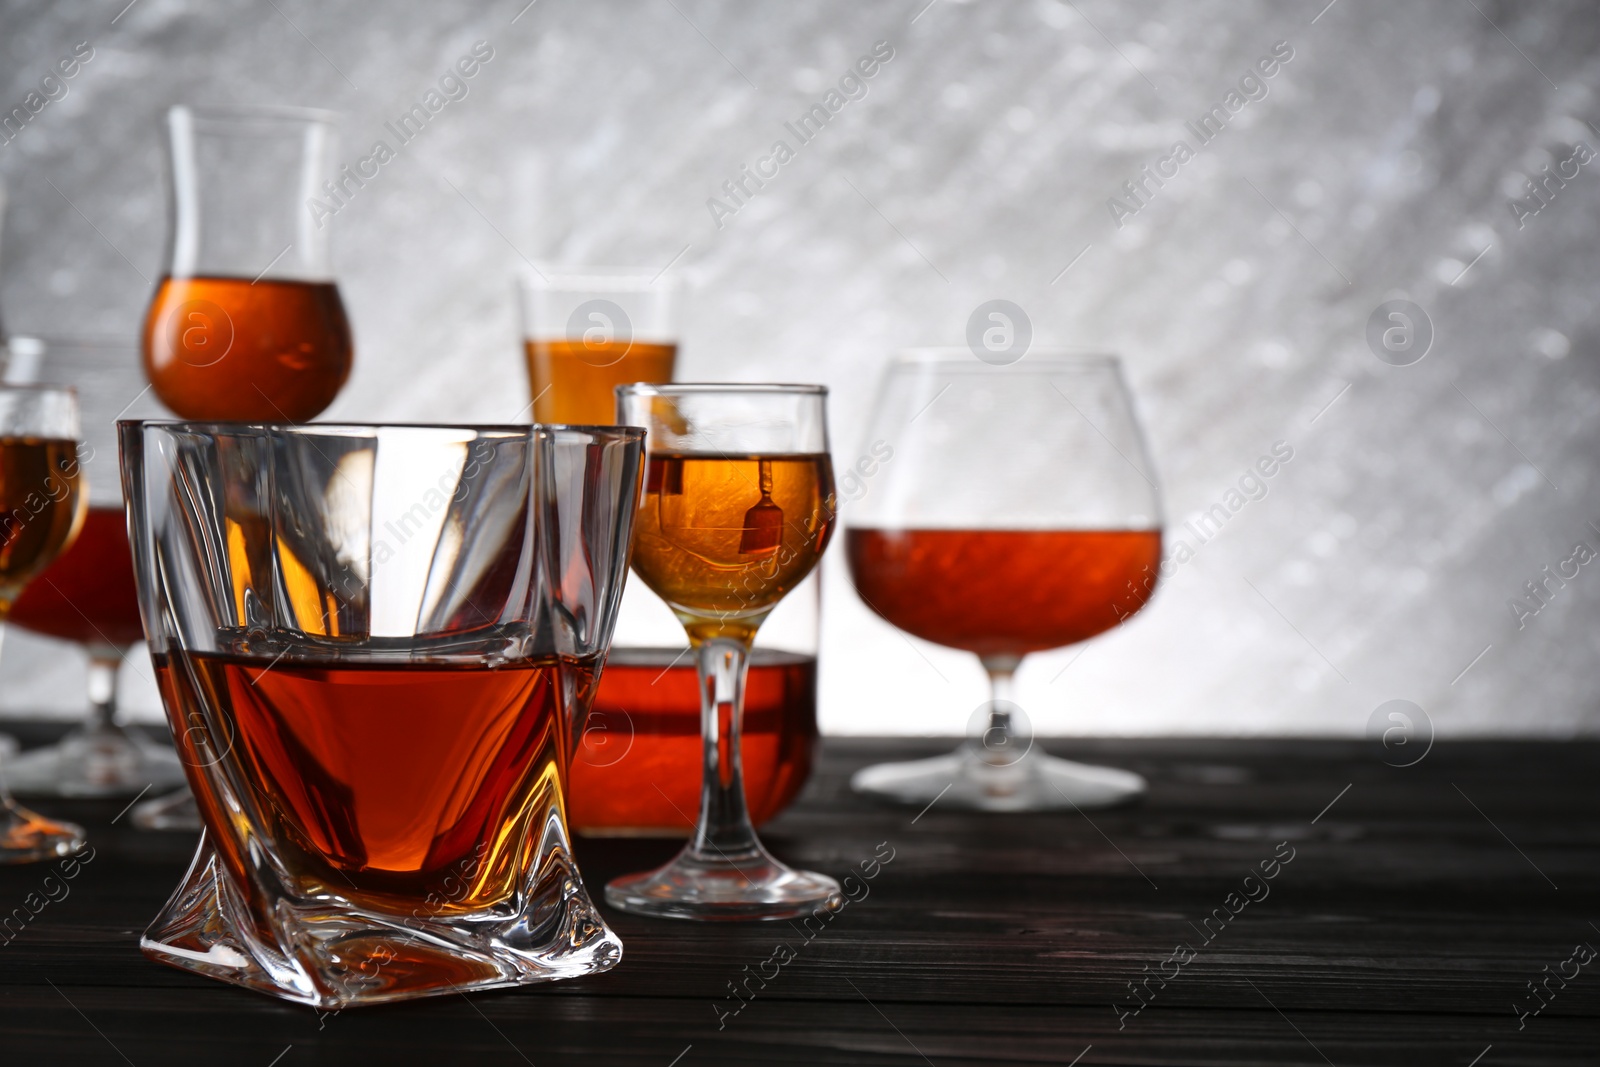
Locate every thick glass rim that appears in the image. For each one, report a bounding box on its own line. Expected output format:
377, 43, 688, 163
894, 347, 1122, 368
0, 382, 77, 396
118, 418, 644, 441
518, 264, 682, 291
616, 383, 827, 397
168, 103, 341, 127
5, 333, 132, 351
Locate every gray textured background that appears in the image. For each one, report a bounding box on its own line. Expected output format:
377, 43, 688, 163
0, 0, 1596, 739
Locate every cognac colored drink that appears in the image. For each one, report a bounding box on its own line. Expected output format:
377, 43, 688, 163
10, 505, 143, 649
568, 647, 817, 834
143, 275, 353, 422
524, 339, 676, 425
847, 528, 1163, 656
159, 642, 587, 914
0, 437, 84, 609
631, 453, 835, 643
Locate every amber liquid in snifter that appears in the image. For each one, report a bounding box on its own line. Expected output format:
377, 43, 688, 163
523, 339, 676, 425
0, 438, 85, 611
848, 528, 1163, 656
631, 453, 835, 643
142, 276, 353, 422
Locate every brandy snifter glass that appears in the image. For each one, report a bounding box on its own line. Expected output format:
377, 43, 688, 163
847, 350, 1163, 812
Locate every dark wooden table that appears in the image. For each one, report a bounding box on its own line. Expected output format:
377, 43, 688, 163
1, 731, 1596, 1065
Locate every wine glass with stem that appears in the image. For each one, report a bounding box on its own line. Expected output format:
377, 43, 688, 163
4, 338, 185, 799
0, 384, 89, 860
605, 384, 842, 920
846, 349, 1163, 811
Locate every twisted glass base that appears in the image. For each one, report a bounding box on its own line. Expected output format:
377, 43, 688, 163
144, 825, 623, 1008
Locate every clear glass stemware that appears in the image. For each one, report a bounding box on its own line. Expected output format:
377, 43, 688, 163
846, 350, 1163, 811
605, 384, 842, 920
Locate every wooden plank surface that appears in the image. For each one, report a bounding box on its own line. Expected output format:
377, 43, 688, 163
1, 731, 1595, 1065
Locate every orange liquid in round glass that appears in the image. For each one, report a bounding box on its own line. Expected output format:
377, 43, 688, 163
10, 505, 143, 649
847, 528, 1163, 656
142, 275, 352, 422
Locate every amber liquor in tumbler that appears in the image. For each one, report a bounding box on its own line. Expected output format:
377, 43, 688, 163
156, 642, 590, 915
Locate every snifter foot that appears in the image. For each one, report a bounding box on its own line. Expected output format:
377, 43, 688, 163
4, 725, 187, 799
0, 797, 85, 864
606, 845, 842, 922
852, 746, 1145, 812
129, 788, 202, 832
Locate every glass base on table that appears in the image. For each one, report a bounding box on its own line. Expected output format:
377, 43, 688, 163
131, 788, 201, 831
0, 797, 86, 863
605, 843, 842, 922
145, 831, 624, 1008
4, 724, 187, 798
852, 744, 1146, 812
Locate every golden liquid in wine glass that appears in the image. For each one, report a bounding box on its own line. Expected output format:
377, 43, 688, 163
0, 436, 85, 611
630, 453, 835, 644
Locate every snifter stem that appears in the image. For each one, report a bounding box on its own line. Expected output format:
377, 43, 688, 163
978, 653, 1023, 766
85, 655, 120, 733
605, 620, 842, 919
690, 637, 763, 863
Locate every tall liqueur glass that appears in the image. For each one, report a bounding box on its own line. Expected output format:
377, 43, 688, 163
0, 385, 88, 860
120, 420, 641, 1006
518, 266, 680, 425
606, 384, 840, 920
4, 339, 182, 797
142, 105, 352, 422
847, 351, 1162, 811
0, 177, 9, 344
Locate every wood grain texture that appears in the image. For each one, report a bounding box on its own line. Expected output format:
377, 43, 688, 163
0, 730, 1595, 1065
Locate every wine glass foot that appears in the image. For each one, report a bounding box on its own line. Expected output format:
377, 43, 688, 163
130, 788, 201, 832
852, 746, 1145, 812
4, 726, 188, 798
0, 798, 86, 864
605, 845, 842, 922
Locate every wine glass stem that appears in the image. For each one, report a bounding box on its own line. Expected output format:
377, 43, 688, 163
85, 653, 123, 735
979, 653, 1023, 762
690, 636, 762, 861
